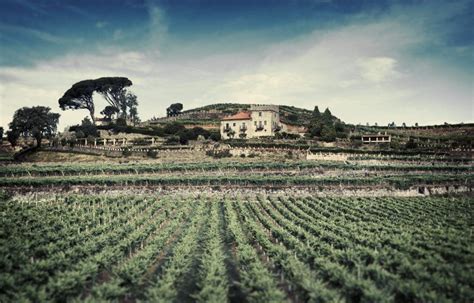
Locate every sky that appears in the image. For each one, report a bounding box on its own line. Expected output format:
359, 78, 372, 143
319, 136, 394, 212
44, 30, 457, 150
0, 0, 473, 131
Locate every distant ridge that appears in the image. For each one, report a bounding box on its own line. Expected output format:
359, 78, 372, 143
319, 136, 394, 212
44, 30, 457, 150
151, 103, 342, 126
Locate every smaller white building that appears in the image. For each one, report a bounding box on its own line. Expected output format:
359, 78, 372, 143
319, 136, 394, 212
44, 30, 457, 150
362, 132, 391, 143
220, 105, 282, 139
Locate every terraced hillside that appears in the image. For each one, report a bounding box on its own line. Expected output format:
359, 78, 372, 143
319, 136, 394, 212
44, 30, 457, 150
1, 153, 472, 302
147, 103, 340, 126
0, 160, 472, 191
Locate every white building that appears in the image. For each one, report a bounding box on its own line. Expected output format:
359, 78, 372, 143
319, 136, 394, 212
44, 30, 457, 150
221, 105, 283, 139
361, 132, 391, 143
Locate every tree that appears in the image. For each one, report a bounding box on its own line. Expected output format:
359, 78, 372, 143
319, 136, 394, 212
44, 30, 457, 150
309, 121, 323, 137
94, 77, 133, 116
321, 124, 337, 142
164, 122, 186, 135
287, 113, 298, 122
59, 79, 96, 123
78, 117, 98, 138
322, 108, 332, 123
123, 92, 139, 123
166, 103, 183, 117
0, 127, 3, 143
312, 106, 321, 119
129, 106, 140, 125
209, 131, 221, 141
190, 127, 210, 139
6, 130, 19, 147
334, 122, 347, 138
9, 106, 60, 147
100, 106, 119, 120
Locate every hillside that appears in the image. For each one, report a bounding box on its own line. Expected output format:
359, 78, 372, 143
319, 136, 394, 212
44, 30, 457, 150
147, 103, 342, 127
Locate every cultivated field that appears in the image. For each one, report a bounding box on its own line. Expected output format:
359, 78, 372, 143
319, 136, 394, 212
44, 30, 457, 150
1, 193, 473, 302
1, 154, 473, 302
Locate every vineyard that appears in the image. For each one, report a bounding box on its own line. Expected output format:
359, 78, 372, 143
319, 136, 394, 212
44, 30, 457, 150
0, 160, 472, 192
1, 193, 472, 302
1, 154, 473, 302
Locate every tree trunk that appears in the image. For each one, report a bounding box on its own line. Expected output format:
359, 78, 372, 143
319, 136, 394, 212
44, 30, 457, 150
36, 135, 42, 148
90, 107, 96, 125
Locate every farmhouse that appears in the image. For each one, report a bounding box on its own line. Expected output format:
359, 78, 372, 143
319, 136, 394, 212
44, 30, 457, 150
220, 104, 283, 139
362, 132, 391, 144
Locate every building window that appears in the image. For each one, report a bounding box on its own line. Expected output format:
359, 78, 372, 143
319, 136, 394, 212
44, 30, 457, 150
233, 123, 236, 127
259, 112, 262, 117
264, 120, 267, 125
254, 121, 257, 126
226, 123, 229, 128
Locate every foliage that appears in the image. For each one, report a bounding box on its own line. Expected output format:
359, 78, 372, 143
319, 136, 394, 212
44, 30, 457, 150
100, 106, 119, 120
0, 189, 12, 201
307, 106, 348, 141
165, 135, 180, 145
206, 149, 232, 159
8, 106, 60, 147
70, 117, 98, 138
0, 193, 472, 302
6, 130, 19, 147
164, 122, 186, 135
122, 148, 132, 157
94, 77, 133, 115
166, 103, 183, 117
208, 131, 221, 142
58, 79, 96, 123
275, 131, 300, 140
146, 149, 158, 158
59, 77, 138, 124
2, 160, 472, 178
286, 113, 298, 122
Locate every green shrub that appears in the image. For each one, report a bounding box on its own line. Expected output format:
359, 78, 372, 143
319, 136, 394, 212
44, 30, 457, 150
209, 131, 221, 142
147, 149, 158, 158
122, 148, 132, 157
0, 190, 12, 201
206, 149, 232, 158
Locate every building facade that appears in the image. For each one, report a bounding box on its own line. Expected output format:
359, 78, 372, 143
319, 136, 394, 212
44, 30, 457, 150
361, 132, 391, 143
220, 105, 282, 139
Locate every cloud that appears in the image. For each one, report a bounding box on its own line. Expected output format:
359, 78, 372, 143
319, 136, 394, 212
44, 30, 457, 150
195, 18, 471, 125
112, 29, 124, 40
96, 21, 108, 29
357, 57, 400, 83
1, 1, 472, 131
147, 4, 167, 44
0, 23, 82, 44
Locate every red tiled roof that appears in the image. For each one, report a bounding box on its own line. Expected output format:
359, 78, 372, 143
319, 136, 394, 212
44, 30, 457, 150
222, 111, 251, 121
